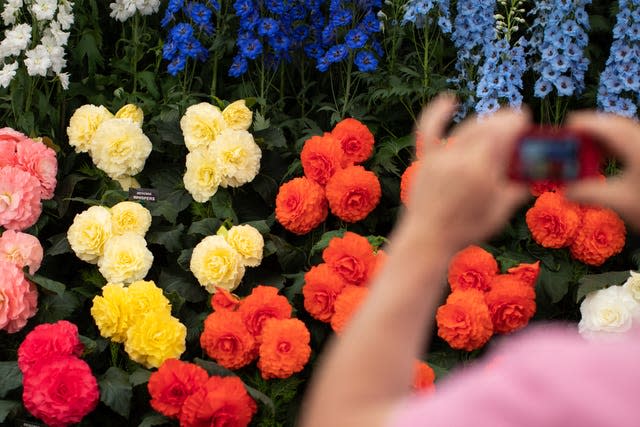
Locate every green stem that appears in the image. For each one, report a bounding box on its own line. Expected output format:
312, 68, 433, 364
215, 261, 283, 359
340, 57, 353, 119
211, 55, 218, 96
110, 341, 119, 367
422, 24, 430, 99
132, 14, 139, 94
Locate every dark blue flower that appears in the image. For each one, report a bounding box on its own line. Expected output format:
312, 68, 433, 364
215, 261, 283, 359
229, 55, 248, 77
331, 9, 353, 27
345, 29, 368, 49
239, 37, 263, 59
354, 50, 378, 72
186, 2, 214, 35
317, 55, 331, 72
167, 54, 187, 75
326, 44, 348, 63
258, 17, 279, 37
233, 0, 254, 17
304, 43, 324, 59
269, 34, 291, 52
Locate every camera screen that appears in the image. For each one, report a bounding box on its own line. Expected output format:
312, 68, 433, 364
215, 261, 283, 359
520, 136, 580, 180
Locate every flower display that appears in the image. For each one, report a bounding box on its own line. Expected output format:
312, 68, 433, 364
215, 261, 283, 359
275, 176, 328, 235
224, 224, 264, 267
331, 118, 375, 165
0, 229, 43, 274
180, 102, 227, 152
109, 0, 160, 22
179, 376, 257, 427
148, 359, 209, 419
109, 201, 152, 236
67, 104, 151, 186
91, 280, 186, 368
22, 355, 99, 427
0, 260, 38, 333
578, 284, 640, 339
258, 318, 311, 379
525, 191, 581, 249
0, 166, 43, 230
17, 320, 84, 374
222, 99, 253, 131
67, 205, 113, 263
183, 147, 222, 202
447, 245, 499, 293
0, 0, 74, 89
436, 289, 494, 351
325, 165, 381, 222
569, 206, 626, 266
200, 310, 256, 369
402, 0, 451, 32
211, 287, 241, 312
214, 129, 262, 188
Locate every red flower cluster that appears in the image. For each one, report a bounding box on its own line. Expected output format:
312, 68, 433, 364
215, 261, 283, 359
413, 360, 436, 393
302, 232, 383, 333
436, 245, 540, 351
526, 191, 626, 266
18, 320, 99, 427
276, 119, 381, 234
200, 285, 311, 379
148, 359, 257, 427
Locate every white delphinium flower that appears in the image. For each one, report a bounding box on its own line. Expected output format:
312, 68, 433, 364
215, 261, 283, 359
30, 0, 58, 21
0, 62, 19, 88
23, 45, 52, 76
56, 0, 75, 30
45, 21, 70, 47
135, 0, 160, 15
0, 24, 32, 59
109, 0, 136, 22
57, 71, 69, 89
1, 0, 24, 26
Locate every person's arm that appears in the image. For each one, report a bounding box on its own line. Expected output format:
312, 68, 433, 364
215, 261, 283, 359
565, 112, 640, 231
299, 96, 530, 427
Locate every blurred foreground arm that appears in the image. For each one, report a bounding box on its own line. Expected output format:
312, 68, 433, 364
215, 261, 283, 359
299, 96, 530, 427
566, 112, 640, 231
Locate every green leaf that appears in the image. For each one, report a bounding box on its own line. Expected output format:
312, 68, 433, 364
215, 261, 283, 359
245, 383, 275, 416
282, 272, 306, 301
136, 71, 160, 99
269, 234, 306, 273
46, 233, 71, 256
193, 358, 235, 377
129, 369, 152, 387
0, 400, 21, 423
310, 229, 346, 256
99, 367, 132, 419
158, 270, 207, 303
138, 414, 171, 427
254, 127, 287, 150
0, 362, 22, 399
25, 273, 66, 295
35, 291, 80, 323
538, 261, 574, 304
148, 200, 181, 224
177, 248, 193, 271
367, 235, 387, 250
211, 189, 237, 222
576, 271, 631, 303
245, 220, 271, 234
147, 224, 185, 252
187, 218, 221, 236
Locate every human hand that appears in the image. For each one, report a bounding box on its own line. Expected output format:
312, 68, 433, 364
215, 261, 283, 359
565, 112, 640, 231
398, 94, 530, 254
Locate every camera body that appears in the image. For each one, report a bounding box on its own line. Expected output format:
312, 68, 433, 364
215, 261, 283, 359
508, 127, 602, 183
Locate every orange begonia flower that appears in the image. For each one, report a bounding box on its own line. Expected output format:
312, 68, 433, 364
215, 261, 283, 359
447, 245, 499, 293
238, 285, 292, 341
322, 231, 377, 286
485, 274, 536, 334
570, 206, 626, 266
331, 118, 375, 164
257, 318, 312, 379
525, 191, 581, 248
275, 176, 328, 235
301, 133, 347, 186
331, 285, 369, 334
436, 289, 494, 351
325, 165, 381, 223
303, 263, 349, 322
200, 310, 256, 370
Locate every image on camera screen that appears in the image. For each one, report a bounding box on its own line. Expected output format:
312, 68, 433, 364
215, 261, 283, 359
520, 137, 579, 181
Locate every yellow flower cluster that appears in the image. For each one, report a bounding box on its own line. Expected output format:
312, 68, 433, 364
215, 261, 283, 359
190, 223, 264, 293
181, 100, 261, 203
67, 201, 153, 283
67, 104, 151, 189
91, 281, 186, 368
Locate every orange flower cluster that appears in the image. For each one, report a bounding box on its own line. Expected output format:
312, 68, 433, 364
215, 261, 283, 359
302, 232, 381, 333
200, 285, 312, 379
148, 359, 257, 427
276, 119, 381, 234
436, 245, 540, 351
526, 191, 626, 266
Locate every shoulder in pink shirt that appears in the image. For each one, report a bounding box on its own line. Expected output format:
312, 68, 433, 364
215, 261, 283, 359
388, 324, 640, 427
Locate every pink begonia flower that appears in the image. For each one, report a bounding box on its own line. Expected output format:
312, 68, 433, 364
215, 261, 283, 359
15, 138, 57, 200
0, 127, 29, 168
0, 166, 42, 230
0, 260, 38, 333
0, 230, 43, 274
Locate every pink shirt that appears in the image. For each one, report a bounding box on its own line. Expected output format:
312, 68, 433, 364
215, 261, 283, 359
388, 324, 640, 427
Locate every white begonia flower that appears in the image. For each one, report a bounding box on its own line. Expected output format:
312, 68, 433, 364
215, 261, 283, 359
578, 285, 640, 339
109, 0, 137, 22
1, 24, 32, 58
135, 0, 160, 15
622, 271, 640, 305
56, 0, 75, 30
30, 0, 58, 21
57, 71, 69, 89
23, 45, 52, 77
1, 0, 23, 26
0, 62, 18, 88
